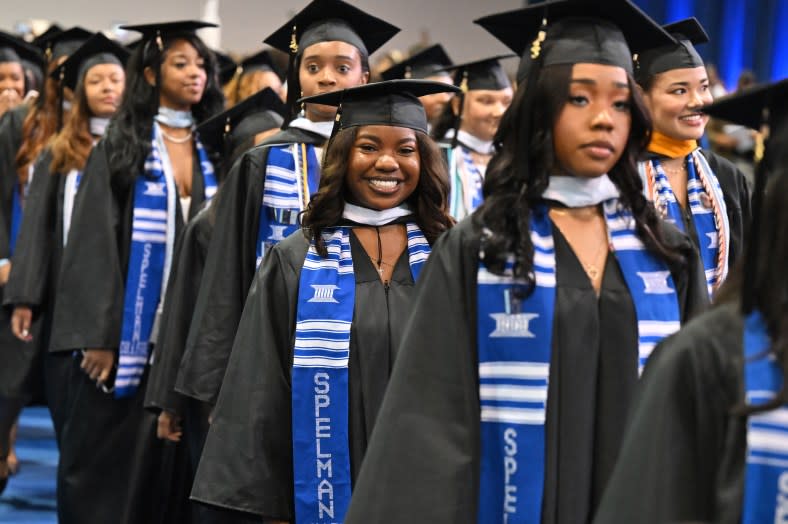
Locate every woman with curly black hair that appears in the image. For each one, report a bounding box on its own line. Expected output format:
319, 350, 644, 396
190, 80, 457, 523
344, 2, 709, 524
46, 21, 222, 524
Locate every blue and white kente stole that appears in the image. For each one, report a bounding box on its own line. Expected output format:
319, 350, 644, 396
291, 223, 429, 523
640, 151, 729, 296
258, 143, 320, 267
742, 310, 788, 524
476, 201, 681, 523
448, 144, 485, 220
115, 124, 217, 398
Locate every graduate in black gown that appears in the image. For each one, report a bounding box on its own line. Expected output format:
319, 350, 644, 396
0, 26, 88, 492
143, 88, 286, 524
634, 17, 750, 297
431, 55, 514, 220
175, 0, 399, 407
594, 78, 788, 524
344, 2, 709, 523
191, 79, 458, 522
1, 35, 127, 487
47, 21, 223, 524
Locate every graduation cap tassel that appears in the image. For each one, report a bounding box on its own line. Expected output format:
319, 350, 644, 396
222, 116, 232, 170
530, 18, 548, 60
283, 25, 300, 127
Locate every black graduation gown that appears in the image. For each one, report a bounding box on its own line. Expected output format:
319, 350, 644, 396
190, 228, 417, 520
48, 139, 207, 524
0, 103, 44, 401
2, 148, 73, 440
175, 126, 326, 405
593, 302, 747, 524
342, 216, 709, 524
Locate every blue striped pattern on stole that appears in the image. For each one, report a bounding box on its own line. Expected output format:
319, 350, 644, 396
742, 311, 788, 524
477, 205, 556, 524
603, 200, 681, 375
643, 152, 729, 296
116, 128, 217, 398
448, 145, 485, 220
291, 223, 429, 524
258, 144, 320, 267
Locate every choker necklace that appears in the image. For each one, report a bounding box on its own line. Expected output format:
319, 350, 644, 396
159, 129, 193, 144
155, 106, 194, 129
89, 117, 110, 137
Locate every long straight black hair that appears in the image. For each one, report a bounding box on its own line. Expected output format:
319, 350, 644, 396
475, 63, 684, 288
104, 31, 223, 189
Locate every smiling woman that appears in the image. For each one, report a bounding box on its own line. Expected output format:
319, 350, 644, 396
190, 79, 457, 523
636, 17, 751, 297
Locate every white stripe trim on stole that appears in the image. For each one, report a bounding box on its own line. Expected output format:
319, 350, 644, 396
479, 362, 550, 380
132, 220, 168, 232
638, 320, 681, 338
479, 385, 548, 403
134, 208, 168, 220
293, 357, 350, 368
748, 428, 788, 455
481, 407, 546, 425
296, 320, 352, 332
131, 232, 167, 243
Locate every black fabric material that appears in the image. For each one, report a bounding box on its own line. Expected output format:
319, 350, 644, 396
190, 227, 417, 518
0, 104, 44, 401
175, 126, 326, 405
380, 44, 453, 81
342, 216, 709, 523
593, 303, 747, 524
437, 56, 513, 91
51, 33, 129, 91
0, 31, 44, 67
3, 148, 72, 439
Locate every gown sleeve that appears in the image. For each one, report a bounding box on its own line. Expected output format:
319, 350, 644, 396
144, 208, 212, 414
593, 304, 746, 524
190, 233, 305, 519
49, 141, 127, 351
175, 150, 265, 404
4, 148, 58, 310
344, 219, 482, 523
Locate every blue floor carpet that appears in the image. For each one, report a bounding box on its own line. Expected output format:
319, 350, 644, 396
0, 407, 57, 523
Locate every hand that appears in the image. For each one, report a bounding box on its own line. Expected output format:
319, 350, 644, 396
0, 262, 11, 286
0, 89, 21, 117
157, 411, 183, 442
11, 306, 32, 342
81, 349, 116, 384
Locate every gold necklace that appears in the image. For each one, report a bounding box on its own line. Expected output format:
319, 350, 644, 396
549, 207, 608, 282
160, 129, 193, 144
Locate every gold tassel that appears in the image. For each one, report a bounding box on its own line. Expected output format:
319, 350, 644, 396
224, 116, 231, 135
530, 17, 548, 60
754, 131, 765, 163
459, 70, 469, 94
405, 65, 412, 79
156, 30, 163, 52
289, 25, 298, 54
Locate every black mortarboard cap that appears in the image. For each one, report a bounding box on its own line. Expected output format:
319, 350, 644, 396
51, 33, 130, 91
475, 0, 673, 80
32, 25, 63, 49
264, 0, 399, 58
197, 87, 286, 155
120, 20, 218, 52
436, 55, 514, 92
701, 79, 788, 131
298, 79, 461, 136
0, 31, 45, 68
380, 44, 453, 81
239, 49, 280, 77
35, 26, 93, 61
634, 17, 709, 84
213, 50, 237, 85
